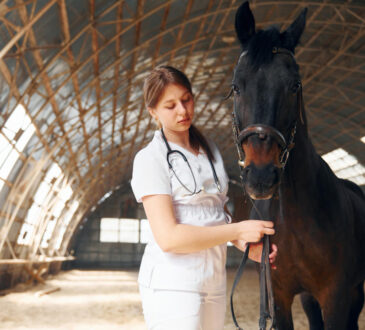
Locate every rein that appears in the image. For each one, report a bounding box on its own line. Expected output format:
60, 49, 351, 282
227, 47, 303, 330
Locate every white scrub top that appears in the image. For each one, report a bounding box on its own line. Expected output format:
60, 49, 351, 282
131, 130, 232, 292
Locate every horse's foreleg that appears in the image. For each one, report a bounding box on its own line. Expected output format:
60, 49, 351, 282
346, 282, 365, 330
273, 293, 294, 330
320, 287, 352, 330
300, 292, 324, 330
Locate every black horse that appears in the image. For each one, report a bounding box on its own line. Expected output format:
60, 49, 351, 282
231, 2, 365, 329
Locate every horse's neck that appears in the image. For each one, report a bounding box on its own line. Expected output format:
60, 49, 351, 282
282, 122, 320, 194
263, 126, 319, 226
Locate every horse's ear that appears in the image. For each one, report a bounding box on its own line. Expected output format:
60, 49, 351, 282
235, 1, 256, 47
281, 8, 307, 52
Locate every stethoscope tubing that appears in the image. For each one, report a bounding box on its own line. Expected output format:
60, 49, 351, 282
160, 128, 221, 195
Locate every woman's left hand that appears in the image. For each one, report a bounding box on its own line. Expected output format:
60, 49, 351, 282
231, 240, 278, 269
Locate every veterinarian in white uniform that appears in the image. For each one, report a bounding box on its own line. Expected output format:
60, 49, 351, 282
130, 65, 276, 330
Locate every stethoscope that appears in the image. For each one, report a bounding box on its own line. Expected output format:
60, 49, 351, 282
160, 128, 222, 195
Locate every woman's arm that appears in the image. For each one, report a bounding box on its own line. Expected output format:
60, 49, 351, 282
142, 194, 274, 254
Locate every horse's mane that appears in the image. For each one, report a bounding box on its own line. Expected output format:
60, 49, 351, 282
244, 26, 292, 71
339, 178, 365, 201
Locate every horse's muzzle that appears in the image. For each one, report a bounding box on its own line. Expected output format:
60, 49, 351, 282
241, 163, 280, 200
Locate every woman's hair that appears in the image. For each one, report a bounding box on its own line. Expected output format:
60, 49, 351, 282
143, 65, 215, 162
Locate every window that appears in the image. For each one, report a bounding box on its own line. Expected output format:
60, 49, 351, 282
18, 163, 62, 245
17, 162, 79, 248
140, 219, 152, 244
54, 226, 67, 251
17, 204, 41, 245
42, 200, 79, 249
100, 218, 119, 242
321, 148, 365, 186
100, 218, 150, 243
0, 104, 35, 191
41, 179, 76, 249
40, 219, 56, 248
119, 219, 139, 243
17, 222, 34, 246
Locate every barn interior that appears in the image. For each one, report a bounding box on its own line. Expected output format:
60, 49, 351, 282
0, 0, 364, 329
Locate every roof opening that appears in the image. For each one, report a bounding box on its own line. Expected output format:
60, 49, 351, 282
321, 148, 365, 186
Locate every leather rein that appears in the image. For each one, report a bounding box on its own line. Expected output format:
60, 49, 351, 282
226, 47, 304, 330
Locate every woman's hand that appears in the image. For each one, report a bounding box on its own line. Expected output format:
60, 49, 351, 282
235, 220, 275, 243
249, 242, 278, 268
231, 240, 278, 269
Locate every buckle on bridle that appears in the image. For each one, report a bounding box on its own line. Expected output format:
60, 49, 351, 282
279, 149, 290, 168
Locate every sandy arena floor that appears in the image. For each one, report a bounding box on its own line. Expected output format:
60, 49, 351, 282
0, 267, 364, 329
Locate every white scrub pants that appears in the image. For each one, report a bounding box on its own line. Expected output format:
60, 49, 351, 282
139, 285, 226, 330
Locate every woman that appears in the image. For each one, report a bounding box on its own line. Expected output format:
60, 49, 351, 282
131, 65, 276, 330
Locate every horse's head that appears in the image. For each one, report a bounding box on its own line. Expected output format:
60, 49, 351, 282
232, 2, 307, 200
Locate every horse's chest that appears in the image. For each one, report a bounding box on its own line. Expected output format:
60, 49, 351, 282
272, 221, 339, 293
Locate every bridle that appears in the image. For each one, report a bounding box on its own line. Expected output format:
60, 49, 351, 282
227, 47, 304, 330
228, 47, 303, 172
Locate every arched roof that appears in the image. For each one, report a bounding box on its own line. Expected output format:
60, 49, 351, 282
0, 0, 364, 259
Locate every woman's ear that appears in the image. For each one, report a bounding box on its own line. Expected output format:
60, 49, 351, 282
147, 107, 156, 119
148, 107, 162, 128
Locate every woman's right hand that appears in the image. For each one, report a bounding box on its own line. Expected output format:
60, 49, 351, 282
235, 220, 275, 243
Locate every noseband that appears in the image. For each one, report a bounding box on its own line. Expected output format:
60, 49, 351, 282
227, 47, 303, 330
229, 47, 303, 170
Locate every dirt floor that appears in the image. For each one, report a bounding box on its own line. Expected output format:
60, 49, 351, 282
0, 267, 364, 329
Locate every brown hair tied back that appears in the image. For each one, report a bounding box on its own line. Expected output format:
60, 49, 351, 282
143, 65, 215, 162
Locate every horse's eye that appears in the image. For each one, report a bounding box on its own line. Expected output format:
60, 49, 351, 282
232, 84, 240, 95
291, 80, 301, 93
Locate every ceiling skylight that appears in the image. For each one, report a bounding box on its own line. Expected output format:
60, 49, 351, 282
0, 104, 35, 192
321, 148, 365, 186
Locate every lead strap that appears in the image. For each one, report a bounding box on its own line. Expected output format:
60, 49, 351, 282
230, 244, 250, 330
259, 235, 276, 330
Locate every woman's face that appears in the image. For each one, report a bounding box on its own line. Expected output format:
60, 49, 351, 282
148, 83, 194, 133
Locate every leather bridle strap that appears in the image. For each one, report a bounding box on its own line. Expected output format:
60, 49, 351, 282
230, 244, 250, 330
230, 230, 276, 330
259, 235, 275, 330
237, 124, 287, 149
